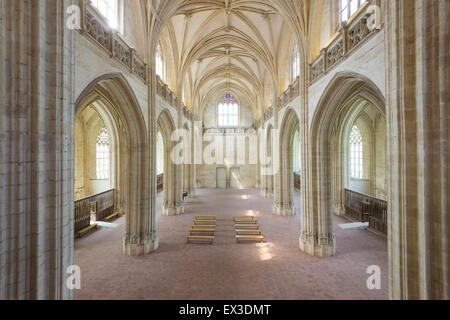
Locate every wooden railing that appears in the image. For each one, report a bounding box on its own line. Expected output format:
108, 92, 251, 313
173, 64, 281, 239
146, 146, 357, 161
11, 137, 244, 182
310, 0, 381, 84
344, 188, 387, 235
74, 189, 116, 234
294, 172, 301, 191
157, 173, 163, 193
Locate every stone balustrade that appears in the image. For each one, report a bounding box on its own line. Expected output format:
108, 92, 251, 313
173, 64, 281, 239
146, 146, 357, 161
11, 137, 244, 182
264, 75, 300, 122
81, 0, 147, 82
80, 0, 192, 119
309, 0, 381, 83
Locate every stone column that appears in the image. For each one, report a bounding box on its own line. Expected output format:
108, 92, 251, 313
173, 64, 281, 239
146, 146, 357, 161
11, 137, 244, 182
0, 0, 74, 299
385, 0, 449, 300
272, 99, 282, 212
299, 46, 335, 257
189, 118, 196, 196
260, 123, 272, 198
272, 99, 296, 216
163, 97, 184, 216
123, 43, 159, 256
274, 109, 296, 216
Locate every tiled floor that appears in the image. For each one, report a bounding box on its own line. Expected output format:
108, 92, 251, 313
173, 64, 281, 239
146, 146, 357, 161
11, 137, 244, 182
74, 189, 388, 300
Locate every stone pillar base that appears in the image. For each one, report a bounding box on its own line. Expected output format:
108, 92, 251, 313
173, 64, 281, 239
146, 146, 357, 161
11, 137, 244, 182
123, 232, 159, 256
333, 204, 345, 217
188, 190, 196, 197
163, 205, 184, 216
273, 204, 296, 216
299, 235, 335, 257
261, 190, 273, 198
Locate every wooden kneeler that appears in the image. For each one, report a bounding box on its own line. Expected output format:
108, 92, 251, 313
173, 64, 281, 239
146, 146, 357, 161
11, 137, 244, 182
234, 216, 256, 222
235, 224, 260, 230
190, 229, 215, 236
104, 212, 120, 222
236, 235, 265, 243
195, 215, 216, 221
187, 235, 214, 244
192, 225, 216, 230
77, 224, 98, 238
236, 229, 262, 235
235, 219, 258, 224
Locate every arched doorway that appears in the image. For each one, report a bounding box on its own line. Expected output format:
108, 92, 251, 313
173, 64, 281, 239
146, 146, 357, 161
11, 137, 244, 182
182, 123, 193, 197
75, 74, 157, 256
274, 109, 300, 216
301, 72, 386, 257
156, 131, 165, 194
261, 124, 274, 198
157, 110, 184, 216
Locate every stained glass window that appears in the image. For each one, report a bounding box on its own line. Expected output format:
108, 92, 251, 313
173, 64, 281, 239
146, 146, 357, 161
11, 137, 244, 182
218, 94, 239, 128
96, 128, 110, 180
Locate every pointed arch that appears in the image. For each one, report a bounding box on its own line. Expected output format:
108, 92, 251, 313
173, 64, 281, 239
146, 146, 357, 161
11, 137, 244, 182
302, 72, 386, 257
75, 73, 156, 256
274, 107, 300, 216
157, 109, 184, 216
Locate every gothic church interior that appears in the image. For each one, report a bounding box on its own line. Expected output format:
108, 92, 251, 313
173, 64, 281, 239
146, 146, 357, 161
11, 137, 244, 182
0, 0, 448, 300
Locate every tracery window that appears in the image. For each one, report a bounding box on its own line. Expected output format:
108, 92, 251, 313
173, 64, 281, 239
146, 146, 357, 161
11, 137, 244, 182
350, 125, 363, 179
340, 0, 367, 24
218, 94, 239, 128
96, 128, 110, 180
292, 46, 300, 80
90, 0, 119, 29
156, 44, 164, 80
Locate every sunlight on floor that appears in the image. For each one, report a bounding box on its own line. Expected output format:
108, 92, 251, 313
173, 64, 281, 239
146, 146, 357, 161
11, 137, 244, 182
257, 242, 275, 261
245, 209, 260, 217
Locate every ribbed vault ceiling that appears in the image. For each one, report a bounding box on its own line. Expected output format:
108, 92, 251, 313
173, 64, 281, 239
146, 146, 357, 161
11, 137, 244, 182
160, 0, 302, 120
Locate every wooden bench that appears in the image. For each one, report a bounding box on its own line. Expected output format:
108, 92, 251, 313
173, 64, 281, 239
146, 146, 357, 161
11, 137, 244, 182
235, 218, 258, 224
192, 225, 216, 230
236, 229, 262, 235
190, 229, 215, 236
195, 215, 216, 221
104, 212, 120, 222
194, 220, 216, 225
187, 235, 214, 244
236, 235, 265, 243
234, 216, 256, 222
235, 224, 260, 230
76, 224, 98, 238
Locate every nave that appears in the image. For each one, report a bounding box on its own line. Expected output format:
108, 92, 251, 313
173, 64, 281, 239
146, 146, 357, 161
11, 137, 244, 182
74, 189, 388, 300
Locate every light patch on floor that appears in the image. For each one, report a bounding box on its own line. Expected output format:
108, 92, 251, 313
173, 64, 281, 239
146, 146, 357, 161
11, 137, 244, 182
257, 242, 275, 261
339, 222, 369, 230
245, 209, 259, 216
95, 221, 120, 229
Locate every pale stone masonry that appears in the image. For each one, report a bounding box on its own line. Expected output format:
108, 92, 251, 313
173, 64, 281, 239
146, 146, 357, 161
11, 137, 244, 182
0, 0, 448, 300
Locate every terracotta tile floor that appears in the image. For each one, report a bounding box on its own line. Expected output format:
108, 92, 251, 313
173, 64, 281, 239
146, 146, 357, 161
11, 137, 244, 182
74, 189, 388, 300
